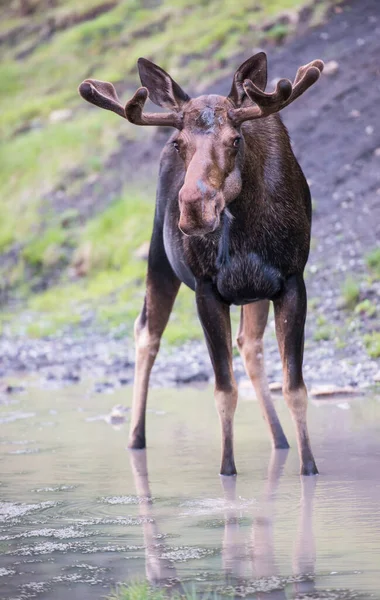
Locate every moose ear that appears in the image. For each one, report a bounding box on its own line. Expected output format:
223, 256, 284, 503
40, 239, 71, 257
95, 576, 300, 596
228, 52, 268, 107
137, 57, 190, 111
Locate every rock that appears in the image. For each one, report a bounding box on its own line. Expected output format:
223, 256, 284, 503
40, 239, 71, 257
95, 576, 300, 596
0, 383, 25, 394
374, 372, 380, 383
269, 381, 283, 394
62, 371, 80, 383
49, 109, 73, 123
70, 242, 92, 277
94, 381, 114, 393
323, 60, 339, 76
105, 404, 130, 426
349, 109, 360, 118
13, 118, 43, 136
174, 367, 209, 385
365, 125, 374, 135
310, 385, 361, 399
374, 148, 380, 157
134, 241, 150, 260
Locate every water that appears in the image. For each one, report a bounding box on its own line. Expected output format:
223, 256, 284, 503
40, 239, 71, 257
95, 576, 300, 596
1, 381, 380, 599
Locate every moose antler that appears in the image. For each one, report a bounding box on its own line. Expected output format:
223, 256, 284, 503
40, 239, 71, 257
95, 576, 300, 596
125, 87, 183, 128
230, 59, 324, 123
78, 79, 183, 128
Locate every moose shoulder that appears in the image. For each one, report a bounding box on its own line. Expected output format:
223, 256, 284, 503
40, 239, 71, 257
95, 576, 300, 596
79, 52, 324, 477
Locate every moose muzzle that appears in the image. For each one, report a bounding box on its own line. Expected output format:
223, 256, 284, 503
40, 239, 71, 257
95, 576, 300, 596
178, 182, 224, 236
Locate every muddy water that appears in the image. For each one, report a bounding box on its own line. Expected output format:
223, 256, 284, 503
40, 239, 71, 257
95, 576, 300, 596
0, 383, 380, 599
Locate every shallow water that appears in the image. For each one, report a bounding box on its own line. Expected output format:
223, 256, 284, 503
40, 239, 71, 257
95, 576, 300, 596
1, 382, 380, 599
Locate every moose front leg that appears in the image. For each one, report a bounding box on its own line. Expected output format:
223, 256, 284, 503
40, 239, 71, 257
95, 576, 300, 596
274, 275, 318, 476
129, 246, 181, 449
196, 280, 237, 476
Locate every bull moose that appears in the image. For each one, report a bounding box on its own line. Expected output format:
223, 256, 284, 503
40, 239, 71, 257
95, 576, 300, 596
79, 52, 324, 476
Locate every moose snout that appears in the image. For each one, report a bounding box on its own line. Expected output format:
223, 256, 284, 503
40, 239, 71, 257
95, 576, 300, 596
178, 186, 222, 236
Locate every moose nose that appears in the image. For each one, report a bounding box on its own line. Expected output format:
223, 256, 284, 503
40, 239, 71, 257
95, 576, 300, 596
178, 183, 221, 236
178, 198, 219, 236
178, 217, 218, 237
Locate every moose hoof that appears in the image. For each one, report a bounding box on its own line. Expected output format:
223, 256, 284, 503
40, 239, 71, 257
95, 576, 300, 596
274, 439, 290, 450
128, 437, 146, 450
220, 463, 237, 477
301, 460, 319, 476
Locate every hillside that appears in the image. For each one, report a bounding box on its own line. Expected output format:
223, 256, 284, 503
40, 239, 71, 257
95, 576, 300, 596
0, 0, 379, 387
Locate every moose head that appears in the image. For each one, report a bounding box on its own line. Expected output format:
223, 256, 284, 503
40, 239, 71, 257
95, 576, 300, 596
79, 53, 323, 236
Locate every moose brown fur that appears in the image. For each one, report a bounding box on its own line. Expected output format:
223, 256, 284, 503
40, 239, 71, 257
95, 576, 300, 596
79, 52, 324, 476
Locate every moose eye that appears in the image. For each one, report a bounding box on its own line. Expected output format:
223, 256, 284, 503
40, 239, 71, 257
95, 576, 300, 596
233, 137, 241, 148
172, 141, 180, 152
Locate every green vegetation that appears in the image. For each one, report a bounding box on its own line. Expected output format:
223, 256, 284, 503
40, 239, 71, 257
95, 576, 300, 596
107, 582, 217, 600
5, 190, 202, 341
354, 299, 377, 318
108, 583, 176, 600
363, 332, 380, 359
366, 246, 380, 278
265, 23, 291, 43
313, 314, 334, 342
314, 325, 334, 342
340, 276, 360, 310
22, 226, 70, 268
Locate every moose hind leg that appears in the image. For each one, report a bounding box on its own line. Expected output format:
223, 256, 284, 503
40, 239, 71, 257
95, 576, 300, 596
236, 301, 289, 450
274, 275, 318, 476
196, 280, 237, 476
129, 260, 180, 449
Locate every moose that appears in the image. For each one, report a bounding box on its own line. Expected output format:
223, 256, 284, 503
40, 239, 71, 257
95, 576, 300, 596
79, 52, 324, 476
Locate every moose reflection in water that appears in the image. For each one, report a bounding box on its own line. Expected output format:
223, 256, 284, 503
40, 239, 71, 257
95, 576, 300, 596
128, 448, 316, 596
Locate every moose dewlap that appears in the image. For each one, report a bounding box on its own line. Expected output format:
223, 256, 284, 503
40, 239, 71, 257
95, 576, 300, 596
79, 52, 324, 476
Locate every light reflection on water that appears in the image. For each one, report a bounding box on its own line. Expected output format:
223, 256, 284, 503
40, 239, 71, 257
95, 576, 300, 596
0, 382, 380, 599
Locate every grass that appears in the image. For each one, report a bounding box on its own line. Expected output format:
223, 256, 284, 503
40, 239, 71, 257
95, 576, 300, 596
265, 23, 291, 43
363, 332, 380, 359
0, 110, 130, 252
340, 276, 360, 310
107, 582, 219, 600
4, 189, 202, 342
22, 226, 70, 268
313, 314, 335, 342
366, 246, 380, 278
354, 299, 377, 318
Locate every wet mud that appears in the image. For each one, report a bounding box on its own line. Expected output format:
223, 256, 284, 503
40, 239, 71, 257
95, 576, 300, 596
0, 383, 380, 599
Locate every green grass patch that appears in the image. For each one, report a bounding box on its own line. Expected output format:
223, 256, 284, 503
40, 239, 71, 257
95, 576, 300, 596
0, 110, 130, 253
363, 332, 380, 359
354, 299, 377, 318
313, 315, 335, 341
107, 581, 220, 600
265, 22, 291, 43
15, 189, 202, 342
22, 226, 69, 268
314, 325, 334, 342
366, 246, 380, 278
340, 276, 360, 310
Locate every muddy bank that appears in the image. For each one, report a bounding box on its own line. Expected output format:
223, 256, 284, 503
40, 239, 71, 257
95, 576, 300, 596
0, 330, 378, 392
